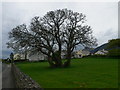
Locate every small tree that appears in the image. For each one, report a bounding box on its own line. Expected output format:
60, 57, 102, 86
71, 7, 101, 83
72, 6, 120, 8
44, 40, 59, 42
10, 53, 14, 63
7, 24, 29, 60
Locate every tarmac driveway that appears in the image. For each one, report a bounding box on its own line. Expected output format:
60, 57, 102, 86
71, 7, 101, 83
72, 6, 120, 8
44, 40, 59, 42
2, 63, 15, 88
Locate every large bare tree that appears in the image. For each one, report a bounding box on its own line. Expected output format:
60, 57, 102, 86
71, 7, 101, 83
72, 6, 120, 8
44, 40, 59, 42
7, 9, 97, 68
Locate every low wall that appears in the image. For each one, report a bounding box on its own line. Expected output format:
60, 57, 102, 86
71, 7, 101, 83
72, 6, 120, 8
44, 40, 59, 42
11, 63, 42, 89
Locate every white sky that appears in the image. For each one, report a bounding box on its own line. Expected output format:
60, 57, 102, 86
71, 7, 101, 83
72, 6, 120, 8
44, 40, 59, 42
1, 1, 119, 58
1, 0, 119, 2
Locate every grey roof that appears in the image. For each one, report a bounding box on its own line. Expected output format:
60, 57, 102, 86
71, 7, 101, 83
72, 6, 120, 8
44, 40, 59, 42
90, 43, 108, 54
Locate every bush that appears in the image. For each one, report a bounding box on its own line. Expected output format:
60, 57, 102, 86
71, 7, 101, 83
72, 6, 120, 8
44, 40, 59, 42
107, 49, 120, 58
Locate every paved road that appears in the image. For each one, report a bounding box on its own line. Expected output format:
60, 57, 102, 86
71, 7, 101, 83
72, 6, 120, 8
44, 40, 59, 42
2, 63, 16, 88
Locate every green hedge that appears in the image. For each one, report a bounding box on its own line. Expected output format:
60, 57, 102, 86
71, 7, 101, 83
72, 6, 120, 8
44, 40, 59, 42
107, 49, 120, 58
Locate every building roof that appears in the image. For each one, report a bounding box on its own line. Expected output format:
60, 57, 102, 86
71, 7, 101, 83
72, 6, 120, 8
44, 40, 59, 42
82, 47, 94, 52
90, 43, 108, 54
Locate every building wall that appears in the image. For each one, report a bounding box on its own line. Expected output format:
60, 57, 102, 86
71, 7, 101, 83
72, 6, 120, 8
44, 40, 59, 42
75, 50, 90, 58
19, 52, 47, 61
28, 53, 47, 61
95, 49, 108, 55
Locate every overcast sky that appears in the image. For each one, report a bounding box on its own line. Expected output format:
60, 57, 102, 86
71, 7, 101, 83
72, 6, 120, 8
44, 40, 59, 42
1, 2, 118, 58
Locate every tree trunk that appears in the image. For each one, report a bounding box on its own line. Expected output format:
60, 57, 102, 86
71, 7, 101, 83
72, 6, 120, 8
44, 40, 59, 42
47, 56, 56, 68
52, 53, 62, 67
63, 49, 71, 67
47, 48, 62, 68
57, 45, 62, 67
24, 52, 27, 60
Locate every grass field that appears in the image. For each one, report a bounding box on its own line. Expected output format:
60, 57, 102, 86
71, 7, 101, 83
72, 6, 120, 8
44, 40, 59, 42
16, 57, 118, 88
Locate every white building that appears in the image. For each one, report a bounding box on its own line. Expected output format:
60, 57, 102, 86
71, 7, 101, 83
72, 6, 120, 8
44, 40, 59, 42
16, 51, 47, 61
28, 52, 47, 61
75, 49, 90, 58
95, 49, 108, 55
61, 50, 67, 59
14, 54, 21, 60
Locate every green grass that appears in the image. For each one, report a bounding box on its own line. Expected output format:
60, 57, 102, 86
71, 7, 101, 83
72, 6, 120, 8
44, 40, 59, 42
16, 57, 118, 88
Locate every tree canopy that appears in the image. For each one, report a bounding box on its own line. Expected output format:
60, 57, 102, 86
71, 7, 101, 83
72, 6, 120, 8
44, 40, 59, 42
7, 9, 97, 67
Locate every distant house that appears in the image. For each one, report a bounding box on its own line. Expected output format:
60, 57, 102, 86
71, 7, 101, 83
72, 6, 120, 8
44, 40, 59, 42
75, 47, 93, 58
75, 50, 89, 58
13, 53, 28, 62
61, 50, 67, 59
28, 52, 47, 61
94, 49, 108, 55
90, 43, 120, 55
75, 50, 82, 58
20, 53, 27, 60
90, 43, 108, 55
16, 51, 47, 61
14, 54, 21, 60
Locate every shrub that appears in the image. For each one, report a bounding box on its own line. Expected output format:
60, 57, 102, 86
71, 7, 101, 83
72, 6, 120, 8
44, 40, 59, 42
107, 49, 120, 58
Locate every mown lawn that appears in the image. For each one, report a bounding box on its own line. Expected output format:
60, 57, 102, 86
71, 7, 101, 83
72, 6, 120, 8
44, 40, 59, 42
16, 57, 118, 88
